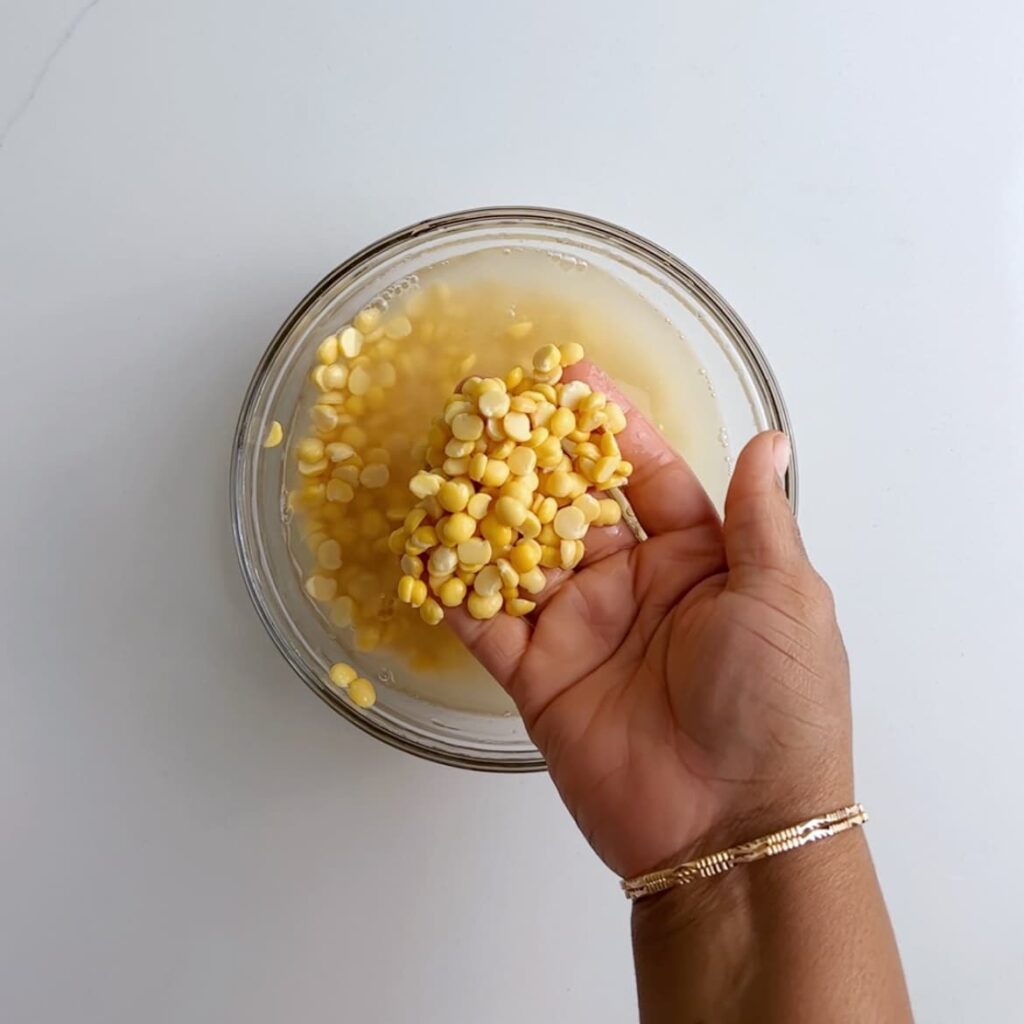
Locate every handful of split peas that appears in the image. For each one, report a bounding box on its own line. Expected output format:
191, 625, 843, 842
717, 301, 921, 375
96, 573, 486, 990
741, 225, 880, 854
391, 340, 630, 627
265, 297, 633, 712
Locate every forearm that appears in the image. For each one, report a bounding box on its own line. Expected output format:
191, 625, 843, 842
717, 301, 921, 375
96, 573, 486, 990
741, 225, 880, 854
631, 832, 913, 1023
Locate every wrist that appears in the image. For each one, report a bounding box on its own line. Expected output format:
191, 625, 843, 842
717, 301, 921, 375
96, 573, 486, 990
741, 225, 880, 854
632, 823, 867, 942
632, 756, 855, 882
631, 829, 875, 1024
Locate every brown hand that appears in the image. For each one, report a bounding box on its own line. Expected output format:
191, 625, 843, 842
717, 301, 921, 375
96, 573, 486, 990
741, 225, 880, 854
448, 364, 852, 878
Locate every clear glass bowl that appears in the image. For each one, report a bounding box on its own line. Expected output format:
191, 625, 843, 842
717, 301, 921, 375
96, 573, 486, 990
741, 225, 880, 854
230, 207, 796, 772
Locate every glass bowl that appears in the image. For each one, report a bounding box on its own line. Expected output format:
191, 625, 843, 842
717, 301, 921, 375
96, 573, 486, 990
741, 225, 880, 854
230, 207, 796, 772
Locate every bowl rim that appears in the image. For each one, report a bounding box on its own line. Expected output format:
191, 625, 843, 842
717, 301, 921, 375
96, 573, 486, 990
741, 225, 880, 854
230, 205, 797, 773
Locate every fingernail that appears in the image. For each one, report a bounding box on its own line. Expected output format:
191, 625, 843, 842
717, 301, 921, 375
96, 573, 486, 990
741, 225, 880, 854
772, 434, 791, 485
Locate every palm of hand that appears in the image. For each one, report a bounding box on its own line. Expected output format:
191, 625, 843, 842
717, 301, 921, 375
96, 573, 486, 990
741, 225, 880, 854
513, 525, 846, 878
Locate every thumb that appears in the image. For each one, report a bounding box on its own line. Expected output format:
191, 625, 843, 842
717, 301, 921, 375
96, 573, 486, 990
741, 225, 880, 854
723, 431, 806, 576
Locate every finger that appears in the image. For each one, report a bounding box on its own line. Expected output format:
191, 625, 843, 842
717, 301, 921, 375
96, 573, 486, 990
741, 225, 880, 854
723, 431, 807, 576
579, 520, 636, 566
504, 516, 634, 615
517, 563, 641, 726
526, 568, 570, 612
443, 604, 531, 691
565, 361, 720, 537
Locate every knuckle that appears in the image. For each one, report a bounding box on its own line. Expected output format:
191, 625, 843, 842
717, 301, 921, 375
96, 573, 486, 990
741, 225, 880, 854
776, 566, 835, 623
802, 571, 840, 631
807, 570, 835, 607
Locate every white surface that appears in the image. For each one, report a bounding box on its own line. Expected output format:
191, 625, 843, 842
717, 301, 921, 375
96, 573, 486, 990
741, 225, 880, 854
2, 2, 1022, 1020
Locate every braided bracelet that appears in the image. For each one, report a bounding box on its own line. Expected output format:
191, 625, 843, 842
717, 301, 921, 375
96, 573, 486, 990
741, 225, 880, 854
622, 803, 868, 901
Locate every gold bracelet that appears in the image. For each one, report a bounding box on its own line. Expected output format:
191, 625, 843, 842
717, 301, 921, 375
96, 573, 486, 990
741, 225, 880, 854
621, 803, 868, 901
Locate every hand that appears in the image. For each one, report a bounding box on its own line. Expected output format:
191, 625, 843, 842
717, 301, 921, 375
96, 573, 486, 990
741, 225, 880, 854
449, 365, 853, 878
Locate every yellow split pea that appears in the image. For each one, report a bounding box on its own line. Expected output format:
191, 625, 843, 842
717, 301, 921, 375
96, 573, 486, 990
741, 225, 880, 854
327, 662, 377, 710
395, 342, 632, 623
